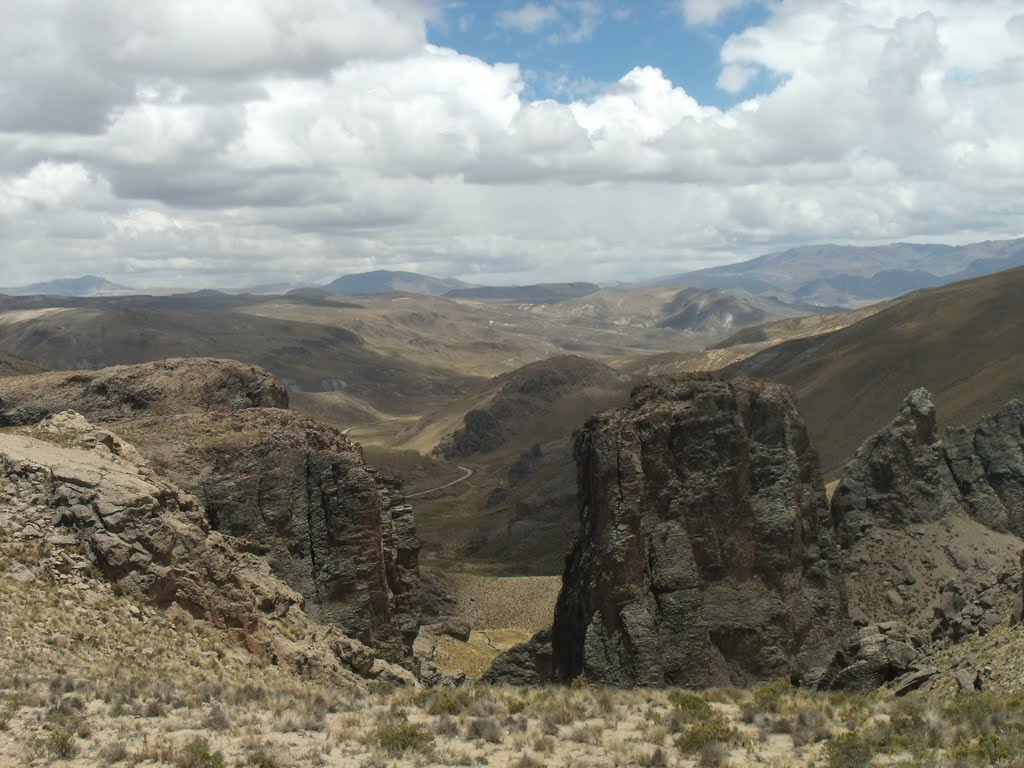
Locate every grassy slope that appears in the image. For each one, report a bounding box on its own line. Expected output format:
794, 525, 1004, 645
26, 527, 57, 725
725, 266, 1024, 473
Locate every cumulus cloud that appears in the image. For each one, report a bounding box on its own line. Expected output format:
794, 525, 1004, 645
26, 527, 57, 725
0, 0, 1022, 287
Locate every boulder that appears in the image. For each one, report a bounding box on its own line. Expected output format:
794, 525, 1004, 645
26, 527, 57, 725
483, 628, 553, 686
816, 623, 924, 694
551, 374, 848, 688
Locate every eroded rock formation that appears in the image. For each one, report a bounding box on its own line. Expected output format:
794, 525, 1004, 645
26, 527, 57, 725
551, 374, 849, 688
0, 412, 414, 686
830, 389, 961, 547
0, 359, 422, 665
117, 409, 421, 663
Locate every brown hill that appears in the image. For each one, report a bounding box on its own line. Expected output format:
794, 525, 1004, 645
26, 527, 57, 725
724, 266, 1024, 473
0, 351, 46, 376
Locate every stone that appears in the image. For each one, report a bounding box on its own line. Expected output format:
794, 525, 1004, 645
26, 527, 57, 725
830, 389, 961, 547
0, 415, 412, 686
944, 400, 1024, 535
483, 628, 553, 686
817, 623, 921, 694
551, 374, 849, 688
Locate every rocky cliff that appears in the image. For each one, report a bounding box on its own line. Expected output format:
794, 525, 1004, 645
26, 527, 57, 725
551, 374, 848, 688
116, 409, 421, 663
0, 358, 422, 665
0, 412, 414, 686
829, 388, 961, 547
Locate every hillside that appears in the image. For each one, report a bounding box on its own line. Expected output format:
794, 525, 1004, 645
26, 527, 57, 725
725, 266, 1024, 472
666, 237, 1024, 306
446, 282, 599, 303
323, 270, 471, 296
385, 355, 632, 573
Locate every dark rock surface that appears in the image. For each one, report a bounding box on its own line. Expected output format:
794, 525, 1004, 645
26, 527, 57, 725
831, 390, 1024, 546
551, 374, 849, 688
483, 628, 553, 686
0, 358, 288, 426
117, 409, 421, 664
830, 388, 961, 547
945, 400, 1024, 535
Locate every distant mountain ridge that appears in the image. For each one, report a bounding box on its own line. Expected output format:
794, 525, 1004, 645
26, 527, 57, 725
665, 237, 1024, 306
446, 282, 600, 303
0, 275, 134, 297
323, 270, 471, 296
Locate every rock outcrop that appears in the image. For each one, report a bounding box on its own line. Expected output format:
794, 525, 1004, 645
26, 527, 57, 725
0, 358, 288, 426
0, 413, 415, 686
551, 374, 849, 688
0, 358, 423, 667
116, 409, 421, 663
944, 400, 1024, 536
816, 622, 927, 695
483, 628, 553, 686
830, 389, 961, 547
831, 390, 1024, 546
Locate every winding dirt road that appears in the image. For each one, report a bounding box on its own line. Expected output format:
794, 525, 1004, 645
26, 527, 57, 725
407, 466, 474, 498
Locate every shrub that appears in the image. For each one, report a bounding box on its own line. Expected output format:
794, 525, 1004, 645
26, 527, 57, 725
174, 737, 226, 768
668, 690, 714, 724
823, 732, 874, 768
45, 728, 79, 760
370, 721, 434, 755
675, 716, 738, 756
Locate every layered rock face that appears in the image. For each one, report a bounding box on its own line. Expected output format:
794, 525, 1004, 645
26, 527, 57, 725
0, 359, 422, 665
0, 357, 288, 426
551, 374, 848, 688
119, 409, 421, 663
0, 413, 414, 686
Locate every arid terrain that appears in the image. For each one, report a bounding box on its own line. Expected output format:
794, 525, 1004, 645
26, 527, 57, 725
2, 253, 1024, 768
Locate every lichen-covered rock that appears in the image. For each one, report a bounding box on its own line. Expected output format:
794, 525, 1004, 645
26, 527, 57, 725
115, 409, 421, 664
0, 413, 413, 686
551, 374, 848, 688
830, 389, 961, 547
0, 358, 288, 426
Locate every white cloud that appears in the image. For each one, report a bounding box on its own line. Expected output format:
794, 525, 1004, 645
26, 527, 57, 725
680, 0, 751, 27
0, 0, 1023, 287
498, 3, 560, 33
716, 63, 757, 92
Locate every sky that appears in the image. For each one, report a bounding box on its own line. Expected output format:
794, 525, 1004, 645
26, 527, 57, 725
1, 1, 1023, 289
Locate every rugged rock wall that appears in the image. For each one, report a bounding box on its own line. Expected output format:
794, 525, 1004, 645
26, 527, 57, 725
945, 400, 1024, 536
830, 389, 961, 547
551, 374, 848, 688
118, 409, 421, 663
0, 358, 422, 665
0, 358, 288, 426
0, 413, 414, 686
831, 390, 1024, 545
